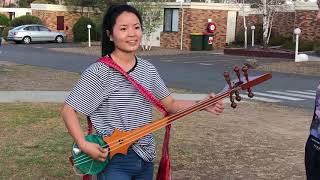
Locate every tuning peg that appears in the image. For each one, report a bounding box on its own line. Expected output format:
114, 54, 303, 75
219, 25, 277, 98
224, 72, 232, 89
233, 66, 242, 83
235, 90, 241, 101
229, 93, 237, 108
242, 65, 254, 98
248, 91, 254, 98
242, 66, 249, 82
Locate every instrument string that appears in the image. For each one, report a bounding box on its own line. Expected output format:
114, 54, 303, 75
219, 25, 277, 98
106, 90, 231, 153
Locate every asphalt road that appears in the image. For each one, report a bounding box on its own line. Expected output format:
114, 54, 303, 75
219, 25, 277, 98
0, 43, 318, 110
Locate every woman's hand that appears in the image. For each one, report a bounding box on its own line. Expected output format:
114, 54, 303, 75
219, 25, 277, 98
79, 140, 109, 162
204, 93, 224, 115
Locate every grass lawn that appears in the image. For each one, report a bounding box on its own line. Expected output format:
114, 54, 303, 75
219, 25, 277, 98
0, 101, 312, 180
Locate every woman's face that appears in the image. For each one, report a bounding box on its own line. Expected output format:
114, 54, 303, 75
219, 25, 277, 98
110, 11, 142, 53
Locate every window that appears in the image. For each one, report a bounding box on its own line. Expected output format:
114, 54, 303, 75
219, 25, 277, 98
164, 9, 179, 32
39, 26, 50, 31
24, 26, 39, 31
8, 12, 15, 21
57, 16, 64, 30
26, 12, 31, 15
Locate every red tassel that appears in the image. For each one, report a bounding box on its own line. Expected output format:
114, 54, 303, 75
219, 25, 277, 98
83, 117, 93, 180
87, 117, 93, 134
156, 125, 172, 180
83, 174, 92, 180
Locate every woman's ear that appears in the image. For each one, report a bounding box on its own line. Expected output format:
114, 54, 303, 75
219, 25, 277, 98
107, 30, 113, 41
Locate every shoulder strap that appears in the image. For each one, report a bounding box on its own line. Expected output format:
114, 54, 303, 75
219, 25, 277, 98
98, 56, 169, 116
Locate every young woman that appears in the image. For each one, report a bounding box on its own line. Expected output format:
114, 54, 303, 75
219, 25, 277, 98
61, 4, 224, 180
305, 2, 320, 179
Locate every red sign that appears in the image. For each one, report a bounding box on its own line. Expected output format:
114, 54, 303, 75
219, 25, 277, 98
207, 22, 216, 33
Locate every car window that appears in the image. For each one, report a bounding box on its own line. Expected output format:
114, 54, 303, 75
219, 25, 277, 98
39, 26, 50, 31
13, 26, 24, 30
24, 26, 39, 31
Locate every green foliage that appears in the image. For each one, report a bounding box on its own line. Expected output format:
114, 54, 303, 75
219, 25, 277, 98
5, 3, 17, 7
282, 40, 315, 52
64, 0, 128, 15
18, 0, 30, 7
32, 0, 57, 4
131, 0, 165, 49
10, 15, 43, 27
235, 28, 245, 45
269, 36, 292, 46
1, 27, 11, 40
251, 24, 263, 45
0, 14, 10, 27
235, 24, 263, 46
72, 17, 98, 42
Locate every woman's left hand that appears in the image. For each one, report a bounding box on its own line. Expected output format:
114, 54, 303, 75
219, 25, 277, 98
204, 93, 224, 115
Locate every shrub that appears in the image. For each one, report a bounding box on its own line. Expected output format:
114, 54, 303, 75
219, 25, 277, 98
299, 41, 314, 51
72, 16, 98, 42
10, 15, 42, 27
249, 24, 263, 45
1, 27, 12, 40
0, 14, 10, 27
235, 28, 245, 45
235, 24, 263, 46
269, 36, 291, 46
32, 0, 56, 4
282, 40, 315, 51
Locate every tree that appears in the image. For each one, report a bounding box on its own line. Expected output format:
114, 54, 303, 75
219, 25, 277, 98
130, 0, 166, 50
250, 0, 287, 46
63, 0, 128, 15
229, 0, 287, 47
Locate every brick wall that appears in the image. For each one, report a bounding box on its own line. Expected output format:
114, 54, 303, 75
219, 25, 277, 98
295, 10, 320, 41
161, 8, 228, 50
32, 10, 84, 41
236, 11, 319, 43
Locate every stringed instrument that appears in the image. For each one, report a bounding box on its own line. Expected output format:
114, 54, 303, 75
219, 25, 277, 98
70, 66, 272, 175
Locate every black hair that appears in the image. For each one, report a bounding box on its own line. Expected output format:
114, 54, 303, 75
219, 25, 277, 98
101, 4, 143, 57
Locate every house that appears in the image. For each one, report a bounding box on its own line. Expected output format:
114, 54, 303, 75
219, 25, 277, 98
1, 1, 319, 49
0, 7, 31, 20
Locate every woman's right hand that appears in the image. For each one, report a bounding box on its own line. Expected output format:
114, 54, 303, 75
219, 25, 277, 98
79, 140, 109, 162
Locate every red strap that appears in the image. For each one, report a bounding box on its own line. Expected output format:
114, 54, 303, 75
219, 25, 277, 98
98, 56, 172, 180
99, 57, 168, 115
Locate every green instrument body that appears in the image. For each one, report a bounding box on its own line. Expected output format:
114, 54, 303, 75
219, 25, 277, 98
72, 135, 110, 175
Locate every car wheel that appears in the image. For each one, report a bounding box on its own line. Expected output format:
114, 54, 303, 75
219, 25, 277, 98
55, 36, 63, 43
23, 37, 31, 44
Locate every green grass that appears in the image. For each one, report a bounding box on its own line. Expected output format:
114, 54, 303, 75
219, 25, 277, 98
0, 103, 81, 179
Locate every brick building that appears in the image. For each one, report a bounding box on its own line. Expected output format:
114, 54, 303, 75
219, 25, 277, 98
30, 4, 97, 41
236, 1, 320, 43
160, 2, 243, 50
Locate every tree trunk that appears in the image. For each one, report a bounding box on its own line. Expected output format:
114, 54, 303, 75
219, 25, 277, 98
262, 0, 268, 47
242, 0, 247, 49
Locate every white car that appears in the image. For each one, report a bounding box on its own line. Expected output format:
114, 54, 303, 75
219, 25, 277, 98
7, 24, 67, 44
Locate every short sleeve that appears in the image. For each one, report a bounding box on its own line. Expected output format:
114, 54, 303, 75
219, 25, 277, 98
152, 68, 170, 100
65, 68, 105, 116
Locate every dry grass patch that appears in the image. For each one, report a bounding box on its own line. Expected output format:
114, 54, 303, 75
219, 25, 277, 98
0, 62, 80, 91
256, 61, 320, 76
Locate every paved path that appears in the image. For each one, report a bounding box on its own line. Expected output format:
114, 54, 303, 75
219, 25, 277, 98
0, 91, 210, 103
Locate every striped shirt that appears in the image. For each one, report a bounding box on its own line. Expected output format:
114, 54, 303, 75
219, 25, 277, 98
310, 84, 320, 139
65, 57, 170, 162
